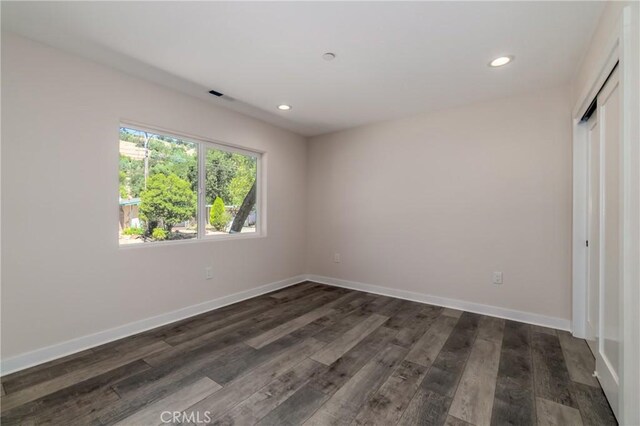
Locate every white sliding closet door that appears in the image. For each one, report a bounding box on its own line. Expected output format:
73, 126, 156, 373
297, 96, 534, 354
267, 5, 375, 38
586, 113, 599, 355
595, 67, 621, 420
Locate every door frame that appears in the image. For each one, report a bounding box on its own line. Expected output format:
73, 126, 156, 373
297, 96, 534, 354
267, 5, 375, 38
571, 4, 639, 424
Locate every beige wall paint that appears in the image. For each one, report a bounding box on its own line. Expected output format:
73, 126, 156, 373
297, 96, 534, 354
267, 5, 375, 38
307, 87, 573, 320
1, 34, 308, 358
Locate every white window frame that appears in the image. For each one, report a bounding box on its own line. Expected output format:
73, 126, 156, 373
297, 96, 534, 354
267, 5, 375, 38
119, 121, 265, 248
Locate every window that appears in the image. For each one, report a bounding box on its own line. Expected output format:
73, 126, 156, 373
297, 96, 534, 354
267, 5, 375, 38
119, 126, 260, 245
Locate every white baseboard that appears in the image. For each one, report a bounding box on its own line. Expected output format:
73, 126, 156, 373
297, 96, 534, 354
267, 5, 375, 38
1, 273, 571, 376
0, 275, 308, 376
306, 274, 571, 331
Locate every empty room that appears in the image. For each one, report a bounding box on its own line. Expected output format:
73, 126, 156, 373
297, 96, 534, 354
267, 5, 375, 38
1, 1, 639, 425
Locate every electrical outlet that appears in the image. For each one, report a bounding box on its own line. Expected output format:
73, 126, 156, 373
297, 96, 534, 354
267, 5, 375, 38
333, 253, 341, 263
493, 271, 503, 285
205, 267, 213, 280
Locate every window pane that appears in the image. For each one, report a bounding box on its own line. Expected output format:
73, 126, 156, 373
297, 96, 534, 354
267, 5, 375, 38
205, 148, 257, 236
119, 127, 198, 245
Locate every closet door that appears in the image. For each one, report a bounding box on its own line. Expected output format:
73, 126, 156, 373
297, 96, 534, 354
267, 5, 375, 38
595, 67, 621, 420
586, 113, 599, 355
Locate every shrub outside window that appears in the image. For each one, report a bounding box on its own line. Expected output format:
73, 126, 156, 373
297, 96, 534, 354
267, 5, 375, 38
119, 126, 260, 245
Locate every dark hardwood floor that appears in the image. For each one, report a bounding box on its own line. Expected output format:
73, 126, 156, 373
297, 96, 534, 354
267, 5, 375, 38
0, 282, 617, 425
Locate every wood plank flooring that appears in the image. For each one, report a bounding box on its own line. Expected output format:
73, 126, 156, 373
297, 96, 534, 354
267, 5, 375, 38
0, 282, 617, 425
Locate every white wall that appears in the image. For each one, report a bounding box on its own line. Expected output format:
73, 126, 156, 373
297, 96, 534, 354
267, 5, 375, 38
307, 87, 573, 322
1, 34, 308, 360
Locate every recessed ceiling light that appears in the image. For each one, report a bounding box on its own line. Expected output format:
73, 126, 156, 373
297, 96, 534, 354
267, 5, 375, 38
322, 52, 336, 61
277, 104, 292, 111
489, 56, 513, 67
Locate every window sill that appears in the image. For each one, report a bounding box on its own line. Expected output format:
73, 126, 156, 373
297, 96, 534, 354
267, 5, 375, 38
118, 231, 266, 249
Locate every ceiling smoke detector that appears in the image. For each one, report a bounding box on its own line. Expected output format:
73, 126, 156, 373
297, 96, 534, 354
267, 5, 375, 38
322, 52, 336, 61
